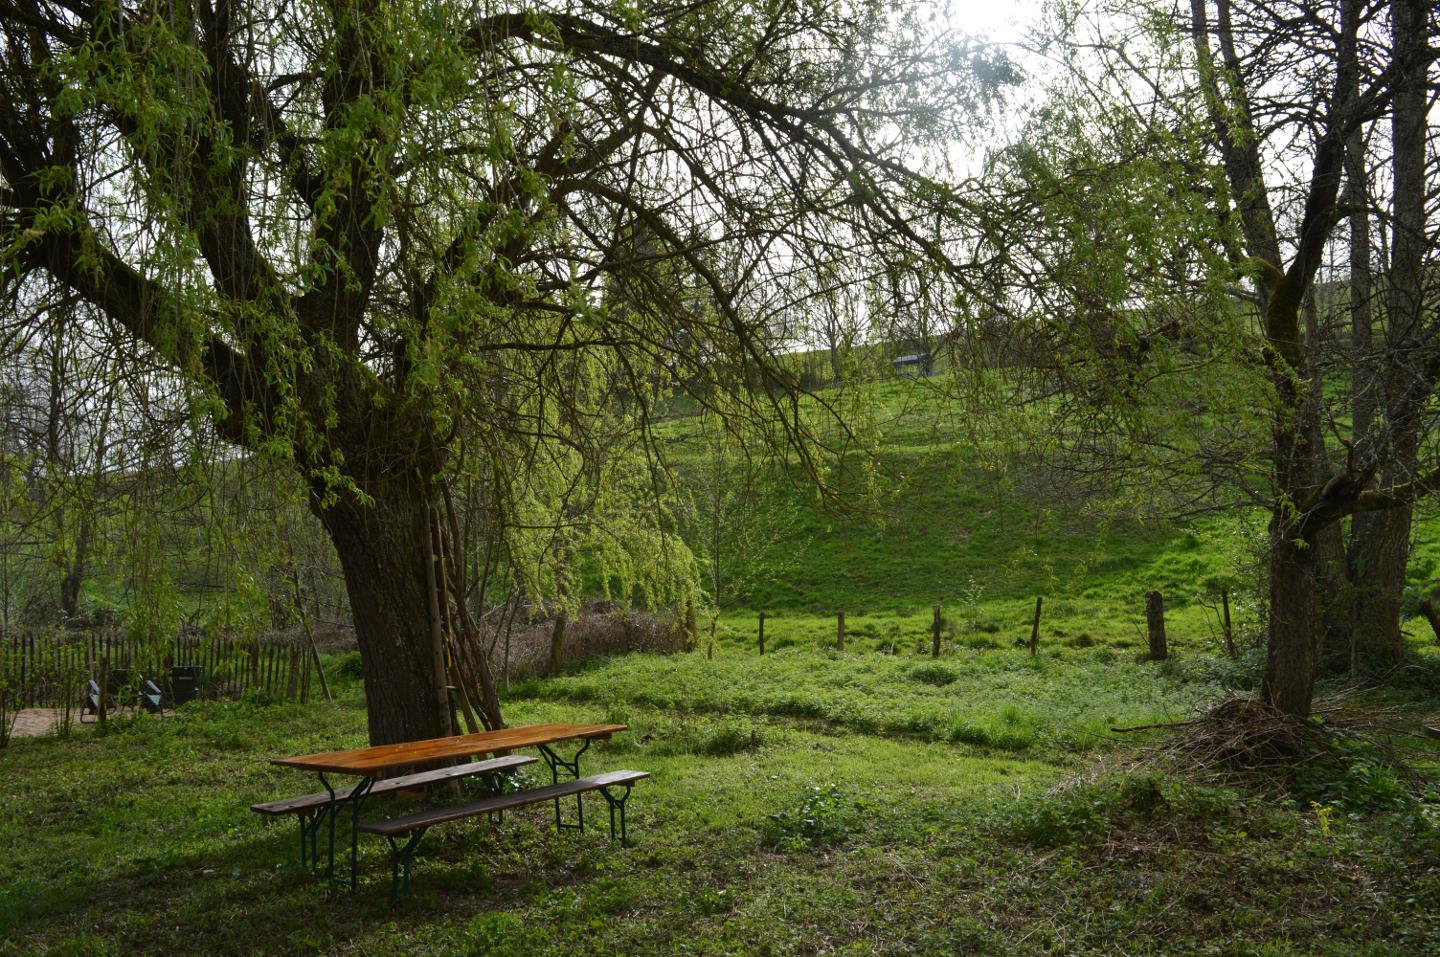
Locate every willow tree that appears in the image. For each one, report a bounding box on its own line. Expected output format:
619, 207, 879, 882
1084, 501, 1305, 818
0, 0, 1005, 742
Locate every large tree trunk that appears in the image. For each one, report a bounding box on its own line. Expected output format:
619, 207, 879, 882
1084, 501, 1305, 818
314, 474, 457, 746
1347, 508, 1410, 667
58, 514, 89, 620
1340, 0, 1429, 672
1303, 290, 1351, 662
1263, 528, 1319, 716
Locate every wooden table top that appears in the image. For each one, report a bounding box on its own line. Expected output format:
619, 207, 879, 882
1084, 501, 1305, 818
271, 722, 627, 775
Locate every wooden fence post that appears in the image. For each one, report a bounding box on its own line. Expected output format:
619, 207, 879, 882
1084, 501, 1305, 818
1146, 590, 1168, 661
98, 653, 108, 726
758, 612, 765, 655
836, 611, 845, 651
1028, 596, 1043, 656
932, 605, 942, 658
1221, 588, 1236, 657
286, 646, 301, 699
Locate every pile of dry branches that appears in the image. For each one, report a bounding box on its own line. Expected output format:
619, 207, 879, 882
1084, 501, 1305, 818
1114, 693, 1426, 786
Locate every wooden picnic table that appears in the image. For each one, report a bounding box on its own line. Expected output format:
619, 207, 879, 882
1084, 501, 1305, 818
273, 722, 627, 775
270, 722, 627, 887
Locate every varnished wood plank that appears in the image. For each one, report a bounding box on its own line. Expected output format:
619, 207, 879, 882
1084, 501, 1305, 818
357, 770, 650, 835
270, 723, 627, 775
250, 754, 537, 816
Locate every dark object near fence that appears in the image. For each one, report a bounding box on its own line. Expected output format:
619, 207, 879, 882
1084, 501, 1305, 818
82, 678, 105, 720
169, 665, 200, 705
139, 678, 164, 714
82, 672, 163, 717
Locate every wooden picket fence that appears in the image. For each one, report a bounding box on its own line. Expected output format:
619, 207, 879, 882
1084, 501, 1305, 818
0, 629, 314, 710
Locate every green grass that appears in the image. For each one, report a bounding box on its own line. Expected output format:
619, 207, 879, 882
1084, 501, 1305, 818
662, 376, 1281, 661
4, 652, 1440, 955
8, 377, 1440, 954
514, 646, 1239, 752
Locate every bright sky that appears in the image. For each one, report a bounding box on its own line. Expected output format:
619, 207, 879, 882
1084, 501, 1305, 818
947, 0, 1042, 44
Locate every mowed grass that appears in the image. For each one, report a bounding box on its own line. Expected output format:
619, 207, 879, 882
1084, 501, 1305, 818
4, 651, 1440, 956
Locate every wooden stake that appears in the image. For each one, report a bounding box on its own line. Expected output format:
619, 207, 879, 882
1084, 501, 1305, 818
758, 612, 765, 655
931, 605, 942, 658
1028, 596, 1043, 656
292, 568, 333, 702
1146, 590, 1168, 661
1221, 588, 1235, 657
98, 653, 108, 726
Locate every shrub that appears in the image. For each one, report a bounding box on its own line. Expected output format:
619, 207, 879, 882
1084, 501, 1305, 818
333, 652, 364, 681
908, 663, 958, 687
1293, 735, 1414, 814
1005, 773, 1241, 848
760, 785, 862, 851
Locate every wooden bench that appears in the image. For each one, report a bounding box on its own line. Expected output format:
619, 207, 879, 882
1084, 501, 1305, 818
251, 754, 537, 865
357, 768, 649, 902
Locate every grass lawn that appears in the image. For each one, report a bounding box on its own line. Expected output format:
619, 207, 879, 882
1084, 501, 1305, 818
4, 646, 1440, 956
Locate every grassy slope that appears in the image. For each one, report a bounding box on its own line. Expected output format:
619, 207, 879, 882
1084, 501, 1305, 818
664, 377, 1262, 658
664, 375, 1440, 659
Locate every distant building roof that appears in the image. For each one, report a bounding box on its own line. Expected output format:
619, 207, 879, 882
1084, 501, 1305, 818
892, 353, 929, 364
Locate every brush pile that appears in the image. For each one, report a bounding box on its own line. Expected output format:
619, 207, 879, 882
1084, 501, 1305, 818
1144, 696, 1327, 778
1114, 692, 1430, 792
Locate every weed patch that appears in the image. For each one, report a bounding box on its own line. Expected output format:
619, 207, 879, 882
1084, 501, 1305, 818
760, 785, 863, 851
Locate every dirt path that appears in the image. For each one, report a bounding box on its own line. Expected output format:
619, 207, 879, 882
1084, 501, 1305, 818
8, 708, 91, 738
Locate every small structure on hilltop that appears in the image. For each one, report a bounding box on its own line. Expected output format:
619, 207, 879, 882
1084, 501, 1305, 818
891, 352, 933, 377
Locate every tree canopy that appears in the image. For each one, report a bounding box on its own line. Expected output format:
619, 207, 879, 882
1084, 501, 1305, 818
1, 0, 1012, 741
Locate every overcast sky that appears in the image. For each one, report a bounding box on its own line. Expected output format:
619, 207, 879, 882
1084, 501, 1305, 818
949, 0, 1042, 44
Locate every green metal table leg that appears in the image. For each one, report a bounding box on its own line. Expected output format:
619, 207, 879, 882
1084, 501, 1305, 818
600, 784, 635, 846
538, 740, 590, 833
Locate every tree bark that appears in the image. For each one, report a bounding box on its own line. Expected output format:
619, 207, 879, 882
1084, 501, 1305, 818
314, 476, 455, 746
1347, 508, 1410, 667
1303, 289, 1351, 662
1342, 0, 1429, 671
59, 514, 89, 620
1262, 530, 1319, 716
549, 612, 567, 676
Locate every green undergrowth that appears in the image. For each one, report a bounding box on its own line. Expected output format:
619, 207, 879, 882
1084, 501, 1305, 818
512, 645, 1241, 753
3, 653, 1440, 955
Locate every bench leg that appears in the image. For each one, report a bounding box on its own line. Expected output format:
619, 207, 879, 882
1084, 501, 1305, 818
314, 773, 373, 889
384, 829, 428, 905
295, 811, 315, 869
319, 773, 338, 879
599, 784, 635, 847
480, 771, 506, 826
347, 777, 375, 891
538, 741, 590, 833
